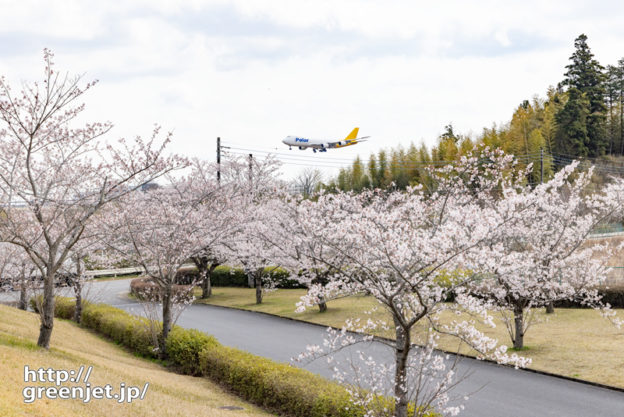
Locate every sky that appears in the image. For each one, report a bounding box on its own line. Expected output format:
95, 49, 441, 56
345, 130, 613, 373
1, 0, 624, 180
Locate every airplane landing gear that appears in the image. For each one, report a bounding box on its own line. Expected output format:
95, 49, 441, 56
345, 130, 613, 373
313, 149, 317, 153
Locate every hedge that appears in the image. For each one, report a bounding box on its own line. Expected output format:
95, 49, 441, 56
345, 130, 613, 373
38, 296, 418, 416
129, 278, 193, 302
198, 343, 371, 416
179, 265, 305, 289
554, 285, 624, 309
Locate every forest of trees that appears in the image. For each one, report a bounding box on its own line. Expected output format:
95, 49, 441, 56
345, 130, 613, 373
328, 34, 624, 192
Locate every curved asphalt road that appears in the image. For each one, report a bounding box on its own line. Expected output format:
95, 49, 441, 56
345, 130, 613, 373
5, 279, 624, 417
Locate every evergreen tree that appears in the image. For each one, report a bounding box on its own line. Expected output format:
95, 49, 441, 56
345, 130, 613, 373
606, 65, 620, 154
351, 156, 365, 192
377, 150, 389, 188
367, 154, 378, 188
560, 34, 607, 156
555, 87, 590, 156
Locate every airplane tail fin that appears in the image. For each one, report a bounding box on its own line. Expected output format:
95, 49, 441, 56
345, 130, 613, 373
345, 127, 359, 140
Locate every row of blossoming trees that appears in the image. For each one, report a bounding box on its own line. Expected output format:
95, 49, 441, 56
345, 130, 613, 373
1, 52, 623, 417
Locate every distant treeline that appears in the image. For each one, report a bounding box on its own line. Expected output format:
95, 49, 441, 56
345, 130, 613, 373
327, 34, 624, 192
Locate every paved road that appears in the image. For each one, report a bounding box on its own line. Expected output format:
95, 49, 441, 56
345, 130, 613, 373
4, 279, 624, 417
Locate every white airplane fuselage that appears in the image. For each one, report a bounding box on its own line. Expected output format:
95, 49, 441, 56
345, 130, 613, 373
282, 136, 334, 152
282, 128, 368, 153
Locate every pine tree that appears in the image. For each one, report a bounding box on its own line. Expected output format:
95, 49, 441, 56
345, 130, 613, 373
560, 34, 607, 156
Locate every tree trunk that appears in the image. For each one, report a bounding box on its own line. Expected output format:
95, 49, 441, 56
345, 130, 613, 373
545, 301, 554, 314
37, 271, 55, 349
317, 294, 327, 313
393, 317, 410, 417
160, 286, 173, 358
201, 263, 219, 299
513, 304, 524, 350
202, 268, 212, 298
18, 280, 28, 311
73, 258, 83, 323
73, 280, 83, 324
255, 270, 263, 304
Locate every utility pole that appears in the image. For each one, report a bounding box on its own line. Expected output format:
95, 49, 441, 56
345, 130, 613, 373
216, 137, 230, 184
540, 147, 544, 184
217, 137, 221, 184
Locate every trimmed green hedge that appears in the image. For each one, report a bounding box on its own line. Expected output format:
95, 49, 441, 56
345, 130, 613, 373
186, 265, 305, 289
554, 286, 624, 309
32, 296, 156, 357
30, 295, 81, 318
165, 327, 218, 376
39, 296, 404, 417
198, 342, 373, 416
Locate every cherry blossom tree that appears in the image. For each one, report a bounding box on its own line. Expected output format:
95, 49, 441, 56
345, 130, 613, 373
183, 158, 246, 299
57, 224, 112, 324
0, 50, 183, 348
103, 164, 246, 356
258, 194, 352, 313
468, 162, 624, 349
294, 150, 531, 417
224, 155, 285, 304
0, 242, 37, 310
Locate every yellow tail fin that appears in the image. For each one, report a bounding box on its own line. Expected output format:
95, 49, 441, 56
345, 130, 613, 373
345, 127, 359, 140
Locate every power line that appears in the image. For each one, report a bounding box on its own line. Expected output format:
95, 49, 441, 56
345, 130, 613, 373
221, 139, 624, 178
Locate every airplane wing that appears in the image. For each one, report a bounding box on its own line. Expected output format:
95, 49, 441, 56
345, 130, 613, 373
327, 136, 371, 148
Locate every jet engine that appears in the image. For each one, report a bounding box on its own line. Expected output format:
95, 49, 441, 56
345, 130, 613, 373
299, 146, 305, 150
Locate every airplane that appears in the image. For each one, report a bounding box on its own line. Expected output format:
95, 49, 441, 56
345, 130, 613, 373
282, 127, 369, 153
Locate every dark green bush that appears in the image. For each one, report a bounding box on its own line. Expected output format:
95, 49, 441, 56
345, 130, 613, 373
208, 265, 304, 289
553, 285, 624, 309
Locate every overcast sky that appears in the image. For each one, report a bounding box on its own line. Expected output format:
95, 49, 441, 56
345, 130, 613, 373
1, 0, 623, 179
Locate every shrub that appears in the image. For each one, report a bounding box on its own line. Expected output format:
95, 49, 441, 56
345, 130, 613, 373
165, 326, 219, 375
30, 296, 78, 319
553, 285, 624, 309
198, 343, 364, 417
208, 265, 305, 289
80, 303, 156, 357
130, 277, 193, 302
47, 299, 420, 417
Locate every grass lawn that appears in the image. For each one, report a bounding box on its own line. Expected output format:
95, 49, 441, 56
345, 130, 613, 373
0, 304, 272, 417
195, 287, 624, 388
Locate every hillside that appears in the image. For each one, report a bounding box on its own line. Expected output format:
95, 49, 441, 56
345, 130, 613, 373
0, 304, 272, 417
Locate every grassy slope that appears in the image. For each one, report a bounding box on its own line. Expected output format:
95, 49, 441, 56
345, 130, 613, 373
0, 304, 272, 417
195, 287, 624, 388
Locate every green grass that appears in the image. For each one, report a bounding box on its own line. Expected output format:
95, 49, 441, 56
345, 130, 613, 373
195, 287, 624, 388
0, 304, 273, 417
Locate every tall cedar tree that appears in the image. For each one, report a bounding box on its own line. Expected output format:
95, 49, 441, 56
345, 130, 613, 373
557, 34, 607, 156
